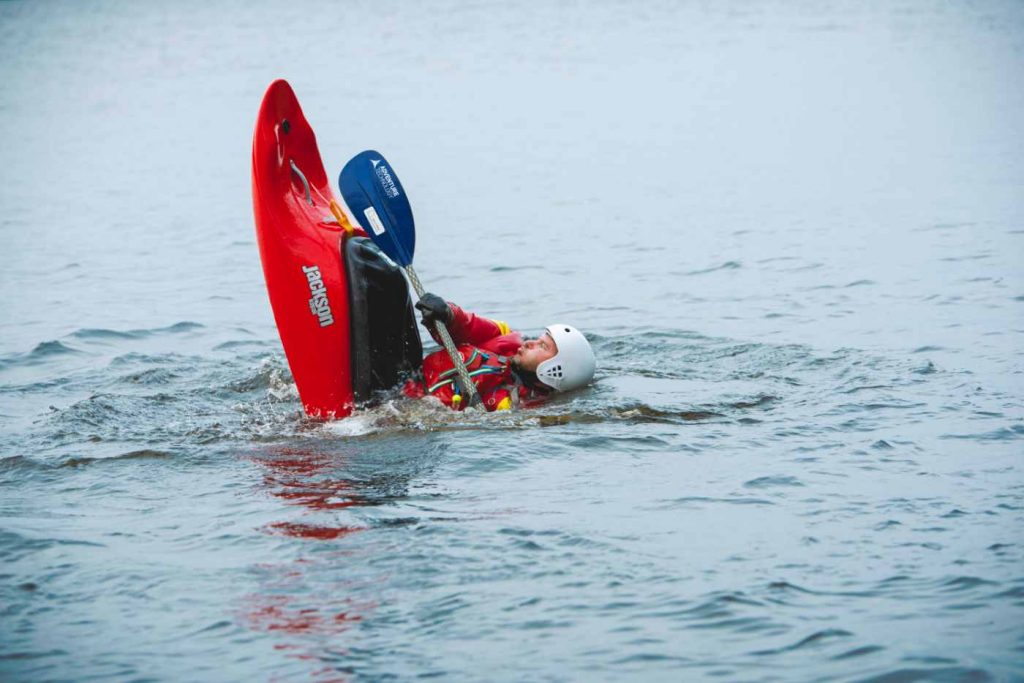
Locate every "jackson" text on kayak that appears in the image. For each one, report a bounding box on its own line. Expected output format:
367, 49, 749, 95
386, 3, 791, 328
302, 265, 335, 328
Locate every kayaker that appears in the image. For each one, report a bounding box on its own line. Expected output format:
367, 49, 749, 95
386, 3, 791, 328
402, 293, 596, 412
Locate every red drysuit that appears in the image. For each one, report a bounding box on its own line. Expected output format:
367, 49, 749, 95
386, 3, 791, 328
402, 304, 550, 411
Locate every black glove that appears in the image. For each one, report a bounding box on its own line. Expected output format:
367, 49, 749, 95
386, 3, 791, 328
415, 293, 453, 328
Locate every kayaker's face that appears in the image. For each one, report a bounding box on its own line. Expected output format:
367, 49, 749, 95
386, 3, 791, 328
512, 332, 558, 373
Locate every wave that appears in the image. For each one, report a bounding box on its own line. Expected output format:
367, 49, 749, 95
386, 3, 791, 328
941, 424, 1024, 442
743, 475, 804, 489
60, 449, 174, 468
0, 341, 85, 370
751, 628, 853, 656
650, 496, 776, 509
677, 260, 742, 276
68, 321, 205, 341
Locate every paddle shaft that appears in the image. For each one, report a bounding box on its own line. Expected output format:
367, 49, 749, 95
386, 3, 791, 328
404, 265, 481, 407
337, 151, 478, 407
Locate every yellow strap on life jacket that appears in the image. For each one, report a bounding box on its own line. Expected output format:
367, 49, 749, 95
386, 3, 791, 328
492, 320, 511, 336
495, 396, 512, 411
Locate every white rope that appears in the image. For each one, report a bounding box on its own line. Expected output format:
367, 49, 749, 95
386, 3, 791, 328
404, 265, 481, 407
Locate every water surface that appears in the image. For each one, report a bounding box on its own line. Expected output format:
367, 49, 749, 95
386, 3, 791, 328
1, 0, 1023, 680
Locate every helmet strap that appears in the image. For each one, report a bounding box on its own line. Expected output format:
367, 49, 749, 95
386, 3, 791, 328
510, 364, 554, 394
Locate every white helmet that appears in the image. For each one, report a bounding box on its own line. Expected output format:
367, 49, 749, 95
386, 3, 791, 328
535, 324, 596, 392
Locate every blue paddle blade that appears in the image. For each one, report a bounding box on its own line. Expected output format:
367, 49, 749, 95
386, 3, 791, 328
338, 150, 415, 266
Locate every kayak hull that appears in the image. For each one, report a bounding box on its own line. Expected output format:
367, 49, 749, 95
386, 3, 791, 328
251, 79, 360, 419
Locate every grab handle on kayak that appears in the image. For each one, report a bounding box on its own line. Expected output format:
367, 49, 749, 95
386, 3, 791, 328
290, 159, 355, 234
289, 159, 314, 206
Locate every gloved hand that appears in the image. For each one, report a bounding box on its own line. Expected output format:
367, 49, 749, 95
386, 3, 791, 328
415, 293, 453, 328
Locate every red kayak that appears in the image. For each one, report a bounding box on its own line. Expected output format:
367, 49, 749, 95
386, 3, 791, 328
251, 80, 421, 419
251, 80, 361, 418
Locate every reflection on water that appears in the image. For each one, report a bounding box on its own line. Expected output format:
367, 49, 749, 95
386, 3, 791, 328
240, 448, 379, 675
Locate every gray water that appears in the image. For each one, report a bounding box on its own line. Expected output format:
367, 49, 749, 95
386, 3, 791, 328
2, 0, 1023, 680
